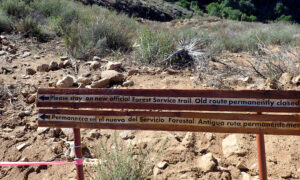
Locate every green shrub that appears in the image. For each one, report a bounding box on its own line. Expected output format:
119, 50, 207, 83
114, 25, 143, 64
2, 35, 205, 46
17, 16, 48, 41
276, 15, 292, 22
206, 2, 222, 17
136, 27, 176, 64
30, 0, 63, 17
97, 132, 168, 180
0, 11, 12, 32
241, 14, 257, 22
1, 0, 28, 18
64, 7, 137, 59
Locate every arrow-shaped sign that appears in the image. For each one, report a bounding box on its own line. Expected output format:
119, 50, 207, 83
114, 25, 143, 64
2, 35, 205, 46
39, 96, 50, 101
39, 114, 50, 120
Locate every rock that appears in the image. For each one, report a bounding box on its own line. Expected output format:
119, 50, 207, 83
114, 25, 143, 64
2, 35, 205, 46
2, 127, 13, 133
17, 143, 29, 151
93, 56, 101, 61
76, 77, 92, 85
34, 55, 40, 59
26, 94, 36, 104
63, 60, 72, 68
56, 76, 74, 88
122, 80, 134, 87
2, 39, 9, 45
165, 68, 177, 75
26, 68, 36, 75
153, 167, 161, 176
61, 128, 74, 141
292, 75, 300, 86
105, 62, 122, 71
87, 129, 101, 139
58, 62, 64, 69
18, 110, 31, 118
279, 73, 292, 85
119, 130, 135, 140
90, 61, 101, 70
241, 77, 253, 83
37, 64, 49, 72
101, 70, 124, 83
127, 69, 139, 76
222, 134, 247, 157
0, 50, 6, 56
198, 153, 216, 172
8, 48, 17, 54
91, 78, 110, 88
281, 171, 292, 179
157, 161, 168, 169
241, 172, 251, 180
265, 78, 277, 89
204, 133, 215, 141
37, 127, 49, 135
49, 61, 58, 71
60, 56, 68, 61
22, 51, 31, 58
181, 132, 194, 148
237, 162, 248, 171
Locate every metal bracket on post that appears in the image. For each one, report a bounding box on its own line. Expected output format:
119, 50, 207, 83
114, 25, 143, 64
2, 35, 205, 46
73, 128, 84, 180
256, 112, 267, 180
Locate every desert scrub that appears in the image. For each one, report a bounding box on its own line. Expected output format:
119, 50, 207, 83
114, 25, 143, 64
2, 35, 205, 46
0, 11, 12, 32
0, 0, 29, 18
30, 0, 63, 17
136, 27, 176, 64
64, 6, 137, 59
208, 21, 300, 53
97, 132, 168, 180
17, 16, 49, 41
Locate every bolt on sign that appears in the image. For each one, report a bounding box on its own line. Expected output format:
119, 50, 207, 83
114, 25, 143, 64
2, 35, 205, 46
37, 88, 300, 135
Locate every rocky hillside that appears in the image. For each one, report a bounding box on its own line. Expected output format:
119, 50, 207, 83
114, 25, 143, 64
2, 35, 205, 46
77, 0, 193, 21
1, 21, 300, 179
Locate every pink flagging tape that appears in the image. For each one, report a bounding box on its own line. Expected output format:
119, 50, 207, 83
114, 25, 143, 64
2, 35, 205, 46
0, 159, 83, 166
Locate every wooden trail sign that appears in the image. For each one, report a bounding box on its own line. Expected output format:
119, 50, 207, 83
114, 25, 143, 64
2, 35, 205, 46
37, 88, 300, 135
37, 88, 300, 180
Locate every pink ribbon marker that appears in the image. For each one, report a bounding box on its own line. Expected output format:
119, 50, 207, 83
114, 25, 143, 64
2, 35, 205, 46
0, 161, 77, 166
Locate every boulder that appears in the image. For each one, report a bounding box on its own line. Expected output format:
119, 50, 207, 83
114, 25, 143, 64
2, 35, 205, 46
127, 69, 139, 76
101, 70, 124, 83
292, 75, 300, 86
279, 72, 292, 85
122, 80, 134, 87
0, 51, 5, 56
91, 78, 110, 88
17, 143, 29, 151
93, 56, 101, 61
119, 130, 135, 140
157, 161, 168, 169
222, 134, 247, 157
63, 60, 72, 68
56, 76, 74, 88
26, 94, 36, 104
90, 61, 101, 70
26, 68, 36, 75
22, 51, 31, 58
61, 128, 74, 141
181, 132, 194, 148
58, 62, 64, 69
37, 64, 49, 72
77, 77, 92, 85
198, 153, 216, 172
106, 61, 122, 71
265, 78, 277, 89
60, 56, 68, 61
49, 61, 59, 71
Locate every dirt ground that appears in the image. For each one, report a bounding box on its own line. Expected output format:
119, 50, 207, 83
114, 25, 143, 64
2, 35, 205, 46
1, 31, 300, 180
